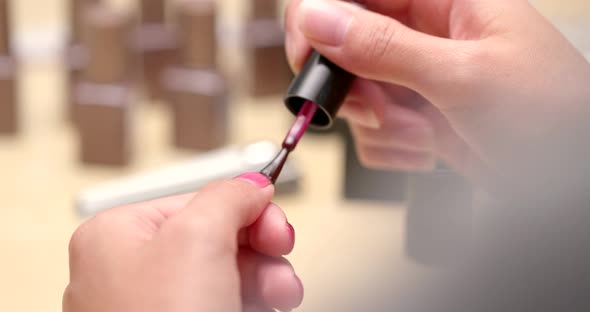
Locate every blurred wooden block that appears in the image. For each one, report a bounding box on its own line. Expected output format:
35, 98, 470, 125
175, 0, 217, 68
70, 0, 101, 43
0, 0, 11, 55
82, 6, 136, 83
251, 0, 279, 19
138, 0, 177, 100
65, 44, 87, 122
140, 0, 167, 24
245, 19, 293, 97
75, 82, 134, 165
164, 67, 228, 150
75, 6, 138, 165
0, 0, 16, 134
137, 25, 178, 100
66, 0, 100, 122
0, 56, 16, 134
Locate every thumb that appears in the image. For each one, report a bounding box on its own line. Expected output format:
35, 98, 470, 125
161, 173, 275, 249
296, 0, 474, 96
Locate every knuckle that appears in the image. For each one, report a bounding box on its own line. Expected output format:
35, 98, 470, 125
451, 44, 485, 85
423, 42, 486, 112
348, 19, 398, 73
169, 215, 211, 238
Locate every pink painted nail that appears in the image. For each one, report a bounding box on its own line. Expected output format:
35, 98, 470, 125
235, 172, 272, 188
287, 222, 295, 239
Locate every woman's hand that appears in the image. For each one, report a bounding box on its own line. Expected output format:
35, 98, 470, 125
285, 0, 590, 184
63, 173, 303, 312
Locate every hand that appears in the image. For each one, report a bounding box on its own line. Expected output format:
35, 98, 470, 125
285, 0, 590, 184
63, 173, 303, 312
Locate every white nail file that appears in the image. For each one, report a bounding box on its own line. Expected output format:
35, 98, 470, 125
77, 141, 301, 216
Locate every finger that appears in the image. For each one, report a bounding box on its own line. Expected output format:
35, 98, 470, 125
357, 0, 454, 36
285, 0, 311, 72
355, 0, 410, 17
237, 203, 296, 257
341, 79, 433, 132
247, 203, 296, 257
337, 79, 387, 128
350, 123, 435, 153
149, 174, 275, 311
121, 192, 196, 230
296, 0, 475, 98
285, 0, 415, 72
355, 144, 436, 172
176, 172, 274, 239
239, 248, 304, 312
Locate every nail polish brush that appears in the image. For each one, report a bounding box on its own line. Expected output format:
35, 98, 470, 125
260, 51, 356, 183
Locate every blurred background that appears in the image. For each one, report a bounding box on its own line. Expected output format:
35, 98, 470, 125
0, 0, 588, 311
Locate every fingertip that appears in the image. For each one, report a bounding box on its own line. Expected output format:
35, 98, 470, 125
249, 204, 295, 257
259, 260, 304, 311
233, 173, 276, 206
339, 100, 381, 129
284, 0, 312, 73
356, 144, 437, 172
235, 172, 272, 189
177, 177, 275, 239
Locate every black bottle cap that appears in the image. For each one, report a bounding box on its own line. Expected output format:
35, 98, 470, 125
284, 51, 355, 129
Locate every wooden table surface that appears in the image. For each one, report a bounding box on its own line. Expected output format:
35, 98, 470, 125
0, 1, 587, 311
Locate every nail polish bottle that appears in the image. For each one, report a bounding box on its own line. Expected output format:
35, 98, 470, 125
175, 0, 216, 68
284, 50, 355, 129
75, 6, 137, 166
251, 0, 280, 19
244, 19, 293, 97
0, 59, 17, 135
283, 51, 409, 202
65, 0, 101, 123
0, 0, 17, 135
164, 0, 228, 150
137, 0, 178, 101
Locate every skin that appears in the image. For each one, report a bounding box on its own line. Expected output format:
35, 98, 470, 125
285, 0, 590, 185
63, 174, 303, 312
65, 1, 590, 311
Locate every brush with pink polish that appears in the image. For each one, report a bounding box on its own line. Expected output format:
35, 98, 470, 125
260, 101, 318, 183
260, 51, 355, 183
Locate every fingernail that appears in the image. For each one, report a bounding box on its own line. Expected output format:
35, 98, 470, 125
365, 109, 380, 129
298, 0, 353, 46
285, 32, 296, 70
341, 100, 380, 129
235, 172, 272, 188
287, 222, 295, 240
